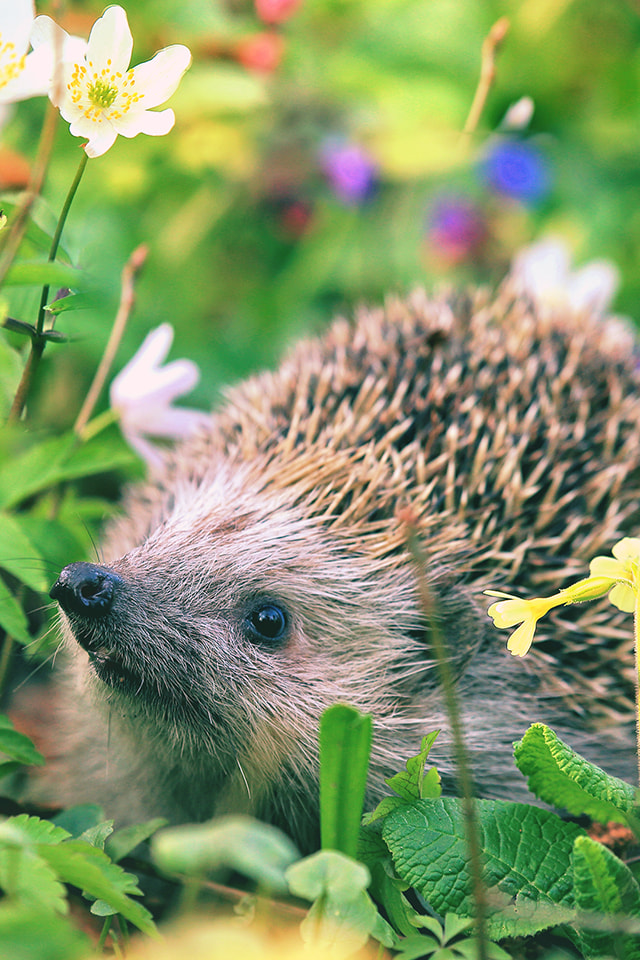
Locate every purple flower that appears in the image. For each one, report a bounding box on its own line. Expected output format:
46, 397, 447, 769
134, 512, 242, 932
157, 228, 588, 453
481, 139, 551, 204
427, 196, 486, 264
320, 141, 377, 205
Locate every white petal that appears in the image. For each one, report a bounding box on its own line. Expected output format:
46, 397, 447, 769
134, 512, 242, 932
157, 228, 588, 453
81, 123, 118, 158
119, 358, 200, 408
566, 261, 619, 315
130, 323, 174, 372
86, 5, 132, 73
3, 0, 34, 52
120, 426, 166, 472
112, 107, 175, 138
129, 405, 209, 439
127, 45, 191, 108
0, 46, 50, 102
511, 238, 571, 299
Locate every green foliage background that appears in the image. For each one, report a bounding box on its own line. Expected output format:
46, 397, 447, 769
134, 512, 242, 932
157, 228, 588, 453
3, 0, 640, 437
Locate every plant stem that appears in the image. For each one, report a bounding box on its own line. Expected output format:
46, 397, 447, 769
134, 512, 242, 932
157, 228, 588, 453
635, 590, 640, 787
7, 151, 89, 424
74, 244, 148, 437
462, 17, 510, 137
36, 150, 89, 336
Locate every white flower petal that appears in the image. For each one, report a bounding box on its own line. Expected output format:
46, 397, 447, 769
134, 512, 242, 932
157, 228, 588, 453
86, 5, 132, 73
123, 323, 174, 376
512, 238, 570, 300
128, 46, 191, 107
120, 426, 166, 472
127, 405, 210, 440
112, 107, 175, 138
566, 261, 619, 315
0, 46, 49, 102
82, 124, 119, 158
3, 0, 34, 52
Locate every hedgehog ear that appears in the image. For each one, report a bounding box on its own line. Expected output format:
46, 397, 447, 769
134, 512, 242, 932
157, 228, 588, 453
406, 577, 487, 690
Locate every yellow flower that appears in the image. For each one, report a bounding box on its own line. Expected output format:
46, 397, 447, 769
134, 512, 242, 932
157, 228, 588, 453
486, 593, 566, 656
486, 576, 618, 657
589, 537, 640, 613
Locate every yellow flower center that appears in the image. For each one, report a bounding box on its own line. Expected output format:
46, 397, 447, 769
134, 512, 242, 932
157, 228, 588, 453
0, 35, 26, 90
67, 58, 142, 123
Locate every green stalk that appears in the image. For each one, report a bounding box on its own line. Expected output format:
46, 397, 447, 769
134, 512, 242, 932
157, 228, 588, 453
8, 151, 89, 423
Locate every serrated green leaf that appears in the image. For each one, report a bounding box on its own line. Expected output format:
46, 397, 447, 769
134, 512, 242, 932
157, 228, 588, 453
0, 512, 48, 591
105, 817, 167, 862
319, 703, 372, 858
385, 731, 442, 802
514, 723, 636, 824
1, 815, 70, 845
152, 815, 299, 894
0, 577, 31, 642
4, 261, 79, 288
37, 842, 156, 936
0, 844, 68, 914
382, 797, 582, 939
573, 835, 640, 959
0, 719, 44, 767
286, 850, 397, 955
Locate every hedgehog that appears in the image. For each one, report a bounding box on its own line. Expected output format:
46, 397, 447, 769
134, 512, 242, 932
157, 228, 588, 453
45, 286, 640, 852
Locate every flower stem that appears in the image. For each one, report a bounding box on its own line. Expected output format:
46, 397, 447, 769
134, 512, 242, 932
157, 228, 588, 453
36, 150, 89, 335
635, 589, 640, 787
7, 150, 89, 424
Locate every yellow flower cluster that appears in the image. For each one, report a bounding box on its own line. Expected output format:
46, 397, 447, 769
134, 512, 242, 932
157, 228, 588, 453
486, 537, 640, 657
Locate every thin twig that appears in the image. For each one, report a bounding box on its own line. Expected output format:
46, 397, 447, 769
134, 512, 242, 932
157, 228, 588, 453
74, 244, 149, 438
401, 509, 489, 960
462, 17, 510, 137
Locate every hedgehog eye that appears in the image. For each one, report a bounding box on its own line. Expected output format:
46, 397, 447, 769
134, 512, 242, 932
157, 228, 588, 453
245, 603, 288, 644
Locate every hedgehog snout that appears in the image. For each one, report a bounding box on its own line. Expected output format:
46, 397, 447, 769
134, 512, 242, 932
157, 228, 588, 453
50, 562, 122, 621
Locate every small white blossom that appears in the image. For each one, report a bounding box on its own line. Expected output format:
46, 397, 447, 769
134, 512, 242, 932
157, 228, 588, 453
110, 323, 210, 471
500, 96, 534, 131
511, 237, 619, 317
0, 0, 85, 105
32, 5, 191, 158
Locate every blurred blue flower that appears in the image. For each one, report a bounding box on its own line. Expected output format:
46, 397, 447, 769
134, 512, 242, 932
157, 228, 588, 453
427, 196, 486, 264
481, 139, 551, 204
320, 141, 377, 205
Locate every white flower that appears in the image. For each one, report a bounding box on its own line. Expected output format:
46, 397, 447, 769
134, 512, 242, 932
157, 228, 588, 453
511, 237, 619, 316
110, 323, 210, 471
0, 0, 85, 104
32, 5, 191, 158
500, 96, 534, 131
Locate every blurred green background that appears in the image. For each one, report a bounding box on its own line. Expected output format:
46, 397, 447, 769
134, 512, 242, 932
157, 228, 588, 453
3, 0, 640, 426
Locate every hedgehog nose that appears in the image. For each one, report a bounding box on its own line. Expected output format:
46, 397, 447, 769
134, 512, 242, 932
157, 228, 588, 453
50, 562, 121, 618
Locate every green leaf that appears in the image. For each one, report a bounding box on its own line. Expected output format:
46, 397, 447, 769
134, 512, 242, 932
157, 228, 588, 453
286, 849, 397, 956
0, 716, 44, 767
37, 842, 156, 937
4, 261, 79, 288
514, 723, 636, 824
381, 797, 582, 939
0, 818, 71, 915
0, 332, 22, 419
0, 512, 48, 591
386, 730, 442, 803
319, 703, 372, 857
0, 904, 91, 960
0, 431, 136, 509
105, 817, 168, 863
572, 835, 640, 959
44, 292, 91, 315
0, 576, 31, 642
78, 821, 114, 850
152, 815, 299, 894
52, 805, 105, 838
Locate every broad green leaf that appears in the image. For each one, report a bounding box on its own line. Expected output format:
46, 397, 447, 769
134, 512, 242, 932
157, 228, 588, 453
382, 797, 582, 939
37, 842, 156, 937
152, 815, 299, 894
0, 576, 31, 642
0, 815, 70, 845
514, 723, 636, 824
0, 431, 136, 509
319, 703, 372, 857
0, 718, 44, 767
52, 805, 105, 838
0, 818, 71, 914
286, 849, 397, 955
0, 903, 90, 960
106, 817, 168, 863
0, 512, 48, 591
572, 835, 640, 959
4, 261, 79, 288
